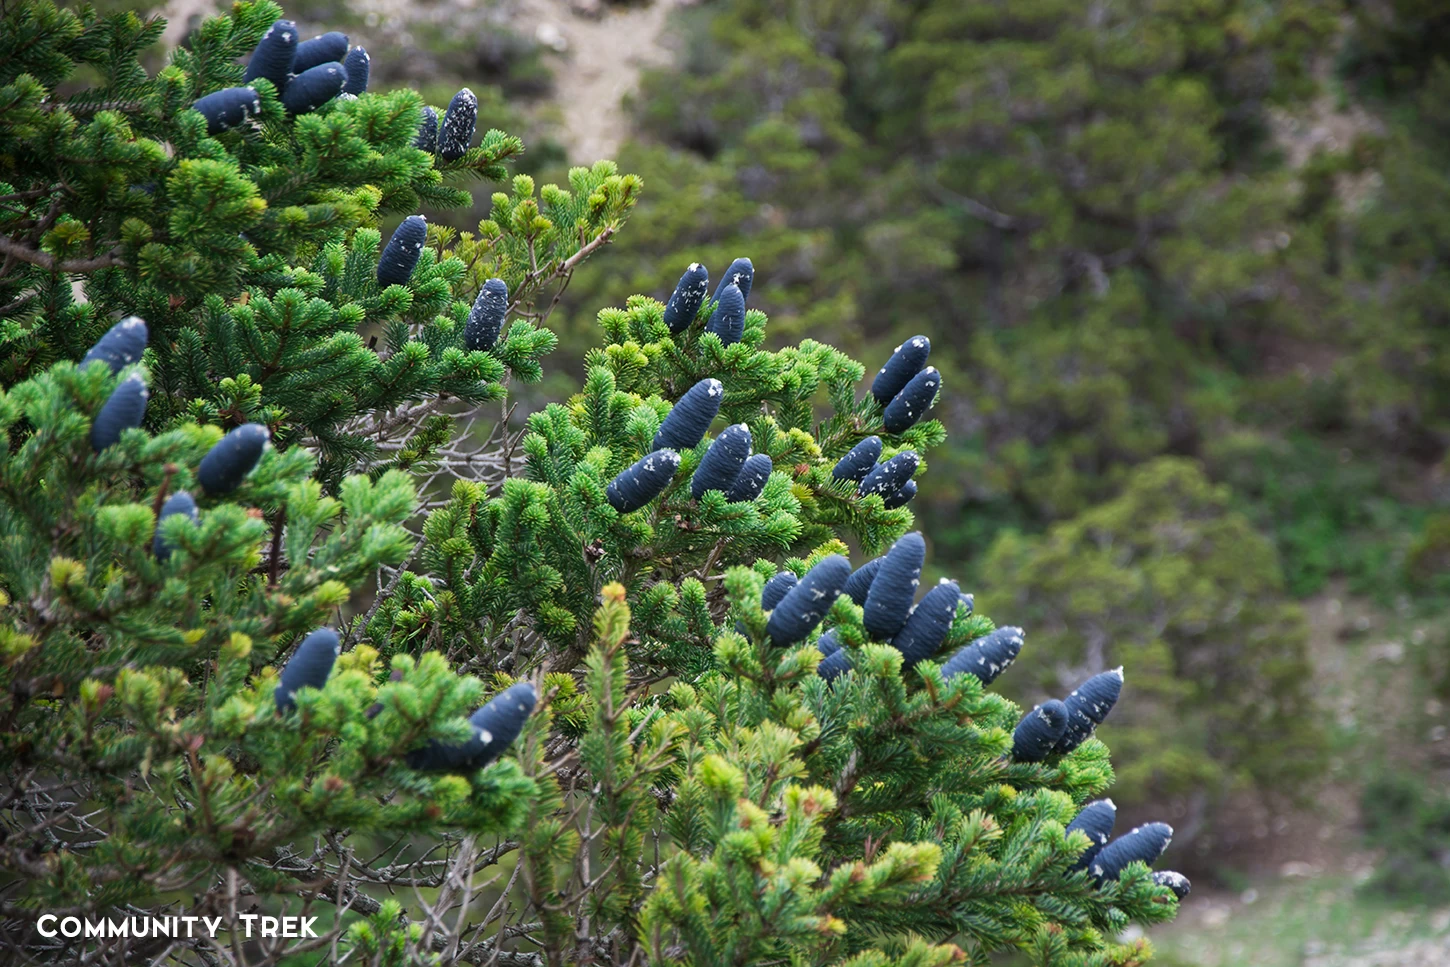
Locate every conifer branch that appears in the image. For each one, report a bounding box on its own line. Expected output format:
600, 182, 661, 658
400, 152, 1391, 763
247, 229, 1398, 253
0, 236, 126, 273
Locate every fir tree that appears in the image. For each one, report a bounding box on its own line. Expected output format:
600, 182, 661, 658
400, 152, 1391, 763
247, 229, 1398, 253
1, 3, 1188, 965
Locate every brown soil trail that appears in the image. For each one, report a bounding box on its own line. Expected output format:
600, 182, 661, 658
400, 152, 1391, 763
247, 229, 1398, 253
516, 0, 688, 163
155, 0, 685, 163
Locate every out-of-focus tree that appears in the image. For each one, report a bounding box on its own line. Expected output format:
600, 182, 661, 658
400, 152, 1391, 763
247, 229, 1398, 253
976, 458, 1324, 841
568, 0, 1341, 534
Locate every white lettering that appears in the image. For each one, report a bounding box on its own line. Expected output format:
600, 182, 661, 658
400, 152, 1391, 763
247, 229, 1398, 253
32, 912, 241, 940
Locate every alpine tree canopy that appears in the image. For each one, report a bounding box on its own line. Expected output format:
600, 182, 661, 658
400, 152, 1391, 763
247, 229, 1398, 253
0, 2, 1191, 965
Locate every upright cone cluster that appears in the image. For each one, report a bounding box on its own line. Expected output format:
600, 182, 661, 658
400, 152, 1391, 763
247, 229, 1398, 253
835, 436, 920, 509
199, 18, 374, 129
719, 318, 1179, 899
660, 258, 754, 346
870, 335, 939, 434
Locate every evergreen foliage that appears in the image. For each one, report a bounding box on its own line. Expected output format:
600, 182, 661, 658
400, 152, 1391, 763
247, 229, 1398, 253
0, 2, 1193, 964
978, 459, 1324, 822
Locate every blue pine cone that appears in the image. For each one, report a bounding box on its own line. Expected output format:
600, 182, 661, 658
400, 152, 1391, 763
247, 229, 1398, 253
892, 579, 960, 669
705, 282, 746, 346
1151, 871, 1192, 899
606, 450, 680, 513
766, 555, 851, 646
152, 491, 198, 562
724, 453, 772, 502
1011, 699, 1069, 762
407, 682, 537, 772
692, 424, 752, 499
1066, 799, 1116, 871
342, 46, 370, 94
414, 106, 439, 153
1054, 668, 1124, 754
882, 366, 941, 434
197, 423, 269, 495
862, 531, 924, 640
82, 316, 148, 373
941, 626, 1024, 685
90, 374, 148, 452
653, 378, 723, 452
439, 88, 478, 161
817, 647, 853, 681
1090, 823, 1174, 885
760, 570, 798, 611
243, 19, 297, 92
842, 556, 882, 606
883, 479, 917, 509
663, 263, 710, 334
377, 215, 427, 287
275, 628, 340, 713
712, 257, 754, 303
870, 335, 931, 405
859, 450, 919, 499
281, 62, 347, 115
466, 278, 509, 351
192, 87, 262, 135
832, 436, 882, 483
291, 31, 348, 75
